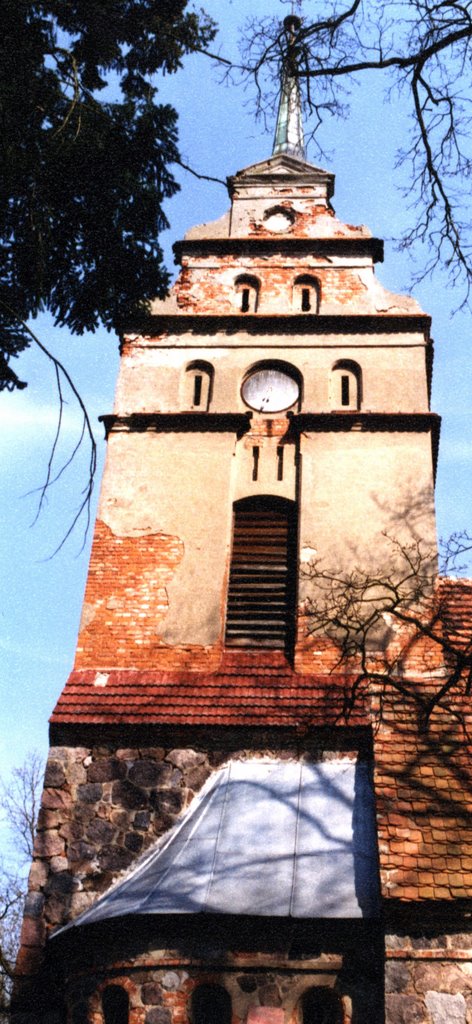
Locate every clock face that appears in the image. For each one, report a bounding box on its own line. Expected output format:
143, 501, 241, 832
241, 368, 299, 413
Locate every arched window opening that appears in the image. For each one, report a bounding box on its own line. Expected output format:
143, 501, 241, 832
225, 496, 297, 651
301, 987, 343, 1024
235, 275, 260, 313
294, 275, 320, 314
191, 985, 232, 1024
184, 361, 214, 411
102, 987, 129, 1024
330, 360, 362, 411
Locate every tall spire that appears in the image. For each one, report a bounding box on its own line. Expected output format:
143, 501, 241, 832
272, 14, 305, 160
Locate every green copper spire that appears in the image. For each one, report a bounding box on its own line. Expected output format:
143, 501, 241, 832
272, 15, 305, 160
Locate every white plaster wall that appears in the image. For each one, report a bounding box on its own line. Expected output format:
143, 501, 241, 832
99, 431, 236, 645
115, 336, 430, 415
298, 429, 437, 577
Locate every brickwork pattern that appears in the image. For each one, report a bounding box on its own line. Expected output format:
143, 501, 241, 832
76, 521, 220, 672
174, 256, 376, 316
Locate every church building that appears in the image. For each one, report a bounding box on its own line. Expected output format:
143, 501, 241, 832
15, 17, 471, 1024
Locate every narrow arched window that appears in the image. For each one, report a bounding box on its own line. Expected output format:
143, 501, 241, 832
102, 987, 129, 1024
225, 496, 297, 652
294, 276, 320, 314
184, 361, 214, 411
302, 987, 343, 1024
191, 985, 231, 1024
330, 360, 362, 410
235, 275, 260, 313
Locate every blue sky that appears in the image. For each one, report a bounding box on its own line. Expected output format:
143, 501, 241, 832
1, 0, 471, 846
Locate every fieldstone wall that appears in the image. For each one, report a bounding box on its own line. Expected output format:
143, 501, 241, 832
385, 931, 472, 1024
17, 743, 224, 977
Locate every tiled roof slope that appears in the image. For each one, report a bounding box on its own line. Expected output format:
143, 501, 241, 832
374, 690, 472, 902
437, 576, 472, 653
50, 651, 367, 728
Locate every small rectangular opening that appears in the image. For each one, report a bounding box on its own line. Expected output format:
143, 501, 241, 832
193, 374, 203, 406
277, 445, 284, 481
341, 375, 350, 406
241, 288, 250, 313
301, 288, 311, 312
252, 446, 260, 481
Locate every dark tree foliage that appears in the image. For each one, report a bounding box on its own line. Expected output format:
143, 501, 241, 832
223, 1, 472, 299
0, 0, 215, 391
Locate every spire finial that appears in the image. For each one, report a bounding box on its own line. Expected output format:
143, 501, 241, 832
272, 13, 305, 160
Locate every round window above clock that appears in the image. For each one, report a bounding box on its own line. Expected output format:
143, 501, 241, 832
263, 206, 295, 233
241, 366, 300, 413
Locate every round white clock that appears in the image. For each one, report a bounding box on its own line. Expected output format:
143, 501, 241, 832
241, 367, 299, 413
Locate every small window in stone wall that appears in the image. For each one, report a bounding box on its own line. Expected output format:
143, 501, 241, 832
102, 987, 129, 1024
235, 275, 260, 313
294, 276, 320, 314
191, 985, 232, 1024
185, 361, 214, 411
301, 987, 343, 1024
330, 360, 362, 411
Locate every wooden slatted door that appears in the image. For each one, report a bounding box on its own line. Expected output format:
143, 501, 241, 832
225, 496, 297, 649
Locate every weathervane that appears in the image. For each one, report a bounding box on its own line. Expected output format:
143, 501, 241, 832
272, 5, 305, 159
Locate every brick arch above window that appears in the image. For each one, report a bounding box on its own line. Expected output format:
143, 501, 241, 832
235, 274, 260, 313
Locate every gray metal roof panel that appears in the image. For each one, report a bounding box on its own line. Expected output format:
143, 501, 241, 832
55, 759, 379, 934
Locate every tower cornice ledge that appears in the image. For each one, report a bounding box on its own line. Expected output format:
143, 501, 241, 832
123, 313, 432, 337
289, 411, 441, 478
99, 411, 252, 439
173, 236, 384, 262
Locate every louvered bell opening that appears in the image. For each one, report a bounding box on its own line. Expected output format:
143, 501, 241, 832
225, 498, 297, 650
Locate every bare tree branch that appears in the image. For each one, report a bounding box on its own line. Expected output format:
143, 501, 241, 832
232, 1, 472, 298
302, 531, 472, 727
0, 301, 97, 555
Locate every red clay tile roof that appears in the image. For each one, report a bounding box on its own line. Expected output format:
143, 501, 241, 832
50, 651, 368, 728
374, 694, 472, 902
437, 577, 472, 654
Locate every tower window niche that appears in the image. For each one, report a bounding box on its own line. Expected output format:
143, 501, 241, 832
102, 987, 129, 1024
184, 361, 214, 411
235, 274, 260, 313
191, 985, 232, 1024
225, 495, 297, 651
330, 359, 362, 410
294, 275, 320, 314
301, 988, 343, 1024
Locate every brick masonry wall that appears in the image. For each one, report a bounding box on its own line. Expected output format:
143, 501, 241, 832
73, 967, 356, 1024
75, 522, 221, 672
174, 256, 371, 316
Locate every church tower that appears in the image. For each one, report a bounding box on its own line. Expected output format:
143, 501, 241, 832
15, 18, 471, 1024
